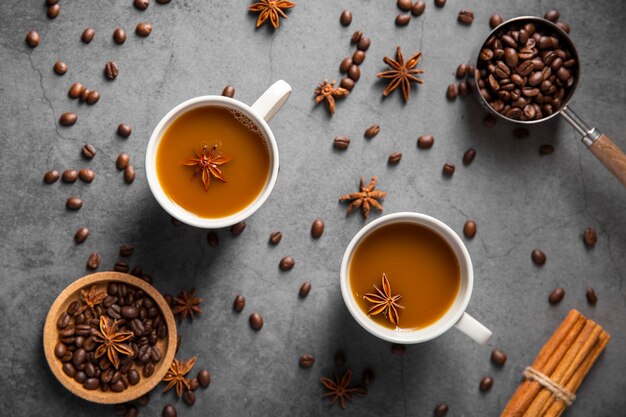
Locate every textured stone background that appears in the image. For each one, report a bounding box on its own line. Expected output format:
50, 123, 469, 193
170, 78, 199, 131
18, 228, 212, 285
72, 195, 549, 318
0, 1, 625, 416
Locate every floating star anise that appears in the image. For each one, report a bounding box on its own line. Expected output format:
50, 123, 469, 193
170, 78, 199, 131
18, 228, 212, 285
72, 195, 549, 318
249, 0, 296, 29
173, 289, 203, 322
321, 370, 358, 409
363, 273, 404, 327
377, 46, 424, 102
93, 316, 134, 369
314, 79, 349, 114
182, 145, 231, 192
163, 356, 196, 398
339, 176, 387, 219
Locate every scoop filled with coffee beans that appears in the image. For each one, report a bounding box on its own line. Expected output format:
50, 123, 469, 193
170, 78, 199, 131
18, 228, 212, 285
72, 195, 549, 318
473, 16, 626, 187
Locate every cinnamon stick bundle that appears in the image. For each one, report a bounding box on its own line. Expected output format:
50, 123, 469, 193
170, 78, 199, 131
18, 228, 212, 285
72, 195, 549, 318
501, 310, 610, 417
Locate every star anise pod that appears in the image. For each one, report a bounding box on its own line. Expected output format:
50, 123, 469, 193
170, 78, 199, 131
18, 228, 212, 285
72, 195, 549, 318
93, 316, 134, 369
321, 370, 358, 409
182, 145, 231, 192
314, 79, 349, 114
173, 289, 203, 322
377, 46, 425, 102
75, 285, 107, 315
339, 176, 387, 219
249, 0, 296, 29
163, 356, 196, 398
363, 273, 404, 327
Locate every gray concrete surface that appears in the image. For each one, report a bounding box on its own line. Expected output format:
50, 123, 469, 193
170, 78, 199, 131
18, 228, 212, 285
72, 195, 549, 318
1, 1, 625, 416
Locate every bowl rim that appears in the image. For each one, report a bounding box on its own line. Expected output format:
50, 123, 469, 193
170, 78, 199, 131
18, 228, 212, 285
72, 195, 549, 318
43, 272, 177, 404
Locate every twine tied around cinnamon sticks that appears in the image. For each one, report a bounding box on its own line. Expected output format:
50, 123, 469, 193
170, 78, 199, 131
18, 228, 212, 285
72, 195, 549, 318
523, 367, 575, 407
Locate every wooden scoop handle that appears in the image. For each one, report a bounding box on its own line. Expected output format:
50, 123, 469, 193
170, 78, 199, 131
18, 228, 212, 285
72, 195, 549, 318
588, 134, 626, 187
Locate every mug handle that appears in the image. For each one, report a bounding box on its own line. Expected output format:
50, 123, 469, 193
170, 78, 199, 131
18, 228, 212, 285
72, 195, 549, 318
251, 80, 292, 122
454, 312, 492, 345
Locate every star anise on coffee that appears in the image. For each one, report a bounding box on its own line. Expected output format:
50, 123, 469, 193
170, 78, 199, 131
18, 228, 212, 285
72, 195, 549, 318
93, 316, 134, 369
163, 356, 196, 398
75, 285, 107, 315
314, 79, 349, 114
173, 289, 203, 322
339, 176, 387, 219
377, 46, 425, 102
182, 145, 231, 192
321, 370, 358, 409
363, 273, 404, 327
249, 0, 296, 29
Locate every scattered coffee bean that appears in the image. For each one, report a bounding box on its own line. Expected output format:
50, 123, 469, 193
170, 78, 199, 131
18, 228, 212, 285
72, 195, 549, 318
299, 282, 312, 298
434, 403, 449, 416
299, 354, 315, 368
207, 231, 219, 247
556, 22, 570, 34
233, 295, 245, 312
68, 82, 84, 99
586, 287, 598, 305
62, 169, 78, 183
458, 81, 469, 96
463, 148, 476, 165
269, 231, 282, 245
434, 0, 446, 8
82, 144, 96, 159
66, 196, 83, 210
397, 0, 412, 11
26, 31, 41, 48
411, 1, 426, 16
391, 343, 406, 355
458, 10, 474, 25
87, 253, 101, 270
531, 249, 547, 265
340, 10, 352, 26
489, 14, 504, 29
583, 227, 597, 248
47, 4, 60, 18
335, 350, 346, 366
549, 287, 565, 304
279, 256, 295, 271
136, 23, 152, 37
119, 244, 134, 257
60, 112, 77, 126
104, 61, 119, 80
249, 313, 264, 330
348, 64, 361, 81
116, 152, 130, 170
333, 135, 350, 150
417, 134, 434, 149
479, 376, 493, 392
79, 168, 94, 183
222, 85, 235, 98
357, 36, 371, 51
364, 124, 380, 139
396, 14, 411, 26
74, 227, 89, 243
197, 370, 211, 388
340, 57, 353, 73
117, 123, 132, 138
44, 170, 60, 184
113, 28, 127, 44
134, 0, 150, 10
539, 144, 555, 155
85, 90, 100, 105
114, 261, 129, 272
388, 152, 402, 165
79, 88, 91, 102
182, 390, 195, 406
231, 221, 246, 237
311, 219, 324, 238
162, 404, 177, 417
483, 114, 497, 127
340, 77, 355, 91
544, 10, 560, 22
351, 31, 362, 44
446, 83, 458, 100
363, 368, 375, 385
352, 50, 366, 65
463, 220, 477, 238
81, 28, 95, 44
456, 63, 468, 79
53, 61, 68, 75
137, 394, 150, 406
124, 166, 135, 184
442, 163, 455, 176
490, 349, 507, 366
513, 128, 530, 138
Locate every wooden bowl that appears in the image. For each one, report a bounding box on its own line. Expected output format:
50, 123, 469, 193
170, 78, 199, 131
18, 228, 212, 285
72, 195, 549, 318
43, 272, 177, 404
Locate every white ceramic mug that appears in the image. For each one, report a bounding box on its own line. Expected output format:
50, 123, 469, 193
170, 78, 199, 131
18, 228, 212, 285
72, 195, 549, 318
340, 212, 492, 345
145, 80, 292, 229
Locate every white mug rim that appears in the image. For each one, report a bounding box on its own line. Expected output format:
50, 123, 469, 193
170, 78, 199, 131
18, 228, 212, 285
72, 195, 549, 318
339, 212, 474, 344
145, 96, 279, 229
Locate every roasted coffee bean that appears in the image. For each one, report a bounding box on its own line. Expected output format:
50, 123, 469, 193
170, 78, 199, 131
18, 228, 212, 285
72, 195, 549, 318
458, 81, 469, 96
119, 244, 134, 257
114, 262, 129, 272
55, 342, 67, 357
79, 168, 94, 183
116, 153, 130, 170
434, 0, 446, 8
556, 22, 570, 34
411, 1, 426, 16
458, 10, 474, 25
83, 378, 99, 390
115, 124, 132, 139
334, 350, 346, 366
348, 64, 361, 81
299, 282, 312, 298
249, 313, 264, 330
207, 231, 219, 247
334, 135, 350, 149
463, 220, 477, 238
233, 295, 245, 312
62, 169, 78, 183
231, 221, 246, 237
110, 380, 125, 392
85, 90, 100, 105
143, 362, 154, 377
62, 363, 76, 377
311, 219, 324, 238
113, 28, 127, 44
162, 405, 177, 417
26, 31, 41, 48
388, 152, 402, 165
60, 112, 77, 126
269, 231, 282, 244
352, 50, 366, 65
544, 10, 560, 22
84, 362, 95, 377
138, 393, 150, 406
340, 57, 353, 73
463, 148, 476, 165
197, 370, 210, 388
442, 163, 455, 176
583, 227, 597, 247
539, 144, 554, 155
397, 0, 412, 11
188, 377, 199, 391
121, 306, 139, 319
299, 354, 315, 368
357, 36, 371, 52
491, 349, 507, 366
150, 346, 162, 362
82, 144, 96, 159
531, 249, 546, 265
364, 124, 380, 138
222, 85, 235, 98
183, 390, 196, 406
47, 4, 61, 18
136, 23, 152, 37
68, 82, 84, 99
586, 287, 598, 305
480, 376, 493, 391
456, 63, 468, 79
57, 313, 71, 329
130, 318, 144, 335
489, 14, 504, 29
351, 31, 362, 44
340, 77, 355, 91
446, 83, 458, 100
391, 343, 406, 355
66, 196, 83, 210
125, 369, 139, 386
44, 170, 60, 184
417, 134, 434, 149
434, 403, 449, 416
73, 348, 87, 365
124, 166, 135, 184
340, 10, 352, 26
53, 61, 68, 75
81, 28, 95, 43
396, 14, 411, 26
67, 301, 80, 315
104, 61, 119, 80
134, 0, 150, 10
279, 256, 295, 270
74, 227, 89, 243
549, 287, 565, 304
